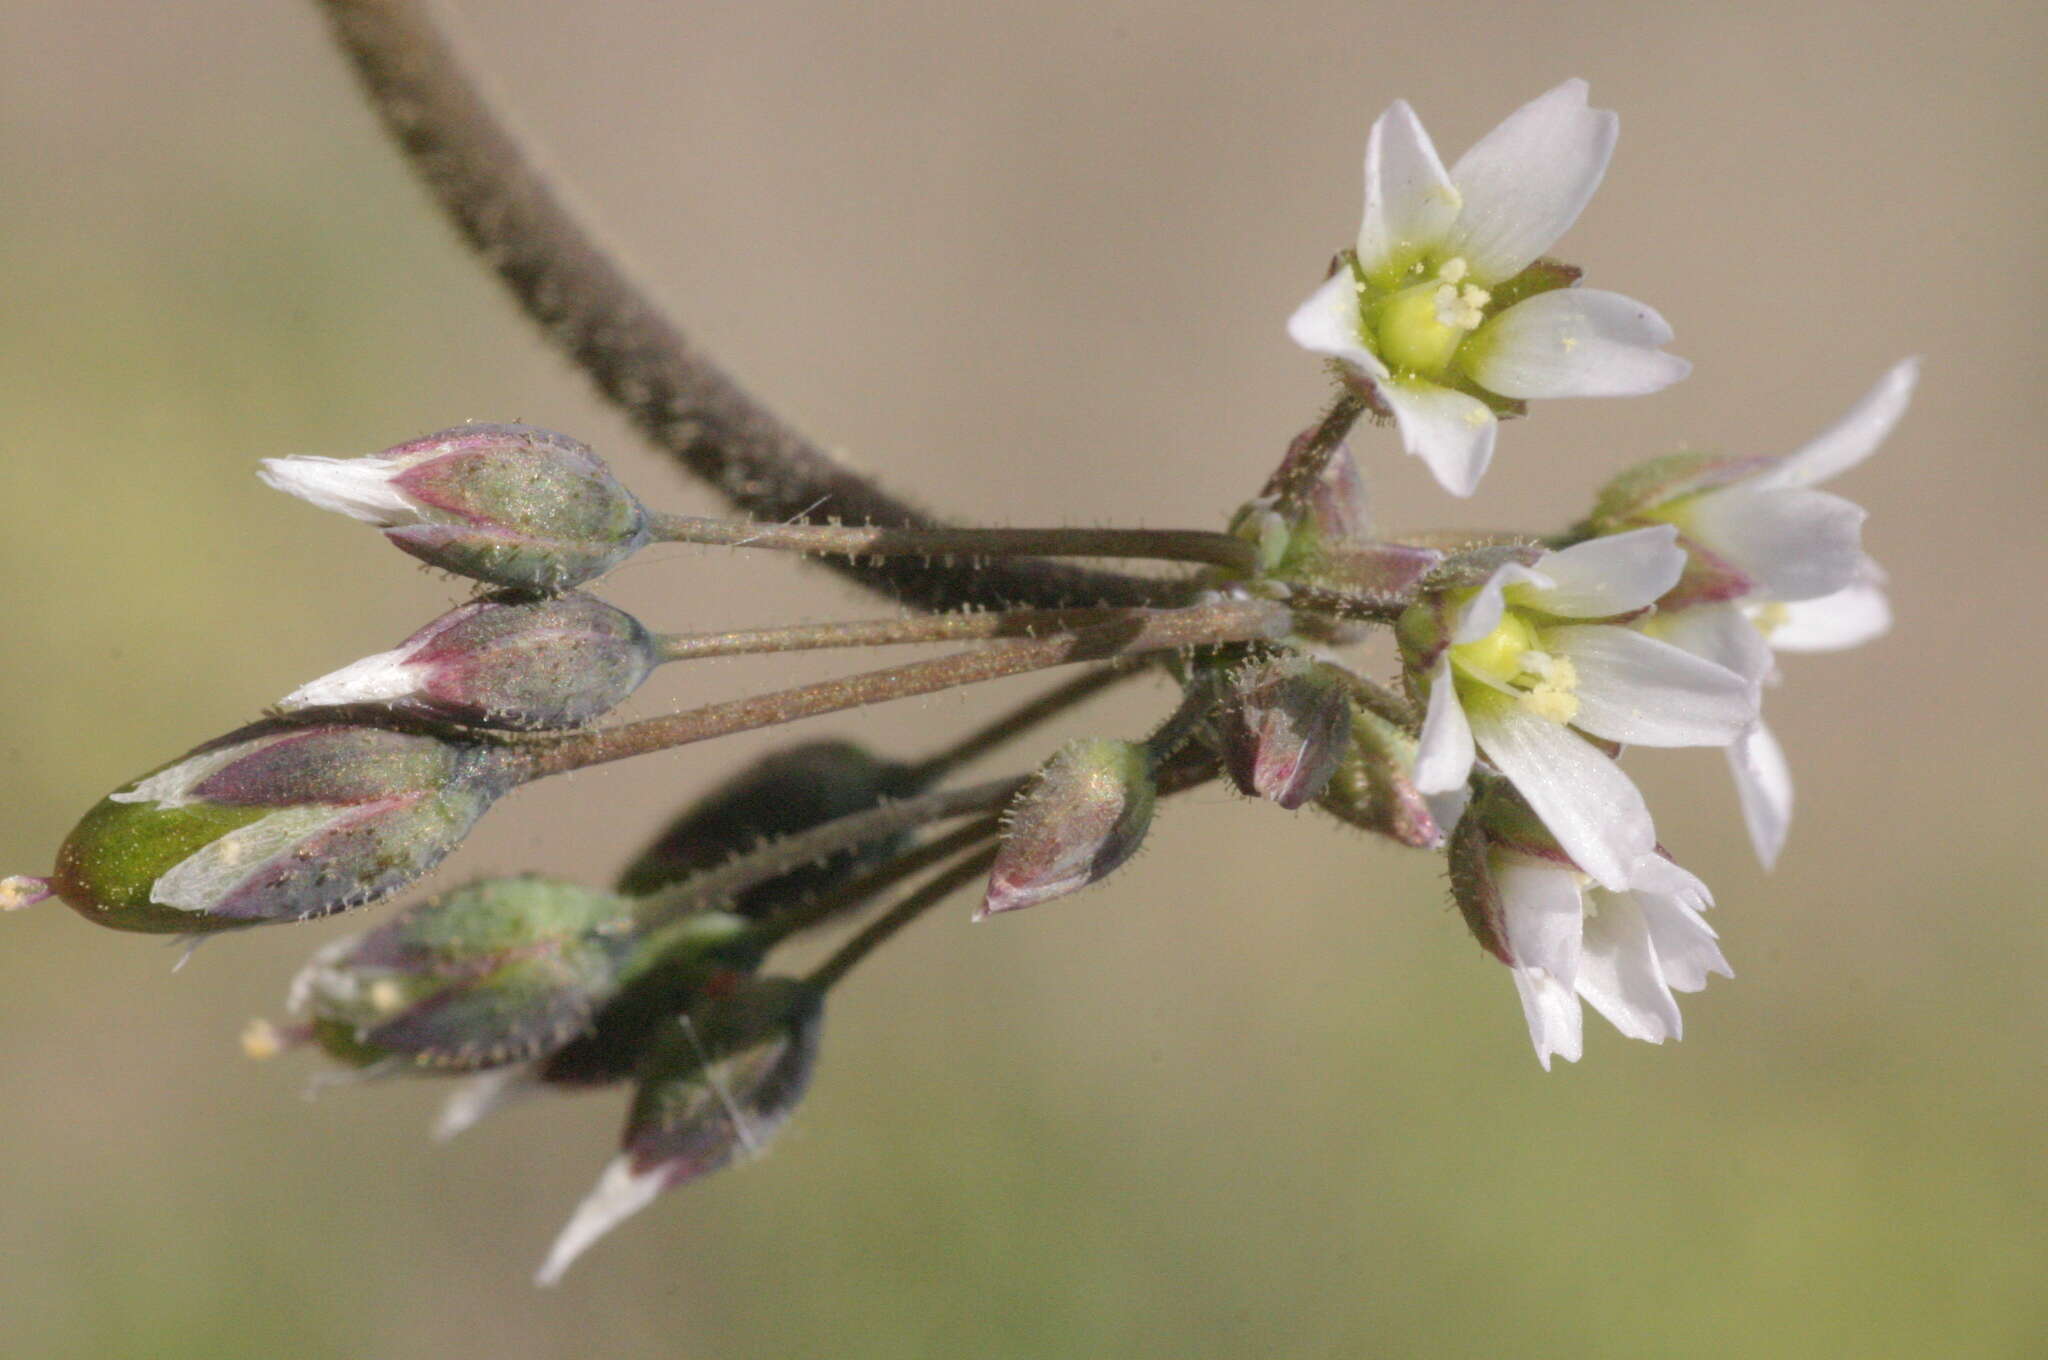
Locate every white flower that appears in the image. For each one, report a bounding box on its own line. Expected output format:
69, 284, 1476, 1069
1629, 360, 1917, 866
1489, 848, 1731, 1069
1288, 80, 1688, 497
1406, 525, 1756, 890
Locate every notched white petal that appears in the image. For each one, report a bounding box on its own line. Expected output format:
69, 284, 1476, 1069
1727, 722, 1794, 870
1764, 580, 1891, 652
1379, 379, 1498, 497
1512, 966, 1583, 1070
1445, 79, 1618, 283
1414, 656, 1476, 793
1638, 891, 1733, 993
535, 1154, 668, 1287
1468, 695, 1655, 891
1646, 603, 1774, 686
1522, 525, 1683, 619
1757, 356, 1921, 489
277, 648, 425, 712
1465, 289, 1689, 399
1356, 99, 1461, 269
1495, 858, 1586, 984
1685, 486, 1867, 602
1574, 890, 1683, 1043
257, 454, 425, 526
1548, 625, 1758, 747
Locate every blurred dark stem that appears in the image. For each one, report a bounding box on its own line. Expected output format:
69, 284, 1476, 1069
906, 662, 1138, 785
636, 782, 1020, 930
805, 845, 1000, 992
520, 599, 1290, 778
750, 814, 1003, 947
314, 0, 1172, 611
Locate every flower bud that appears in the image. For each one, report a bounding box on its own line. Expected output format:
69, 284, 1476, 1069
285, 877, 747, 1072
259, 424, 650, 592
1216, 655, 1354, 810
981, 738, 1155, 917
1316, 706, 1441, 849
614, 740, 924, 911
50, 721, 519, 933
537, 976, 823, 1285
278, 592, 659, 730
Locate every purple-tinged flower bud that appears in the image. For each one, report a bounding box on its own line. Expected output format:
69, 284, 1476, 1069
1217, 655, 1354, 810
277, 592, 659, 731
536, 976, 822, 1285
259, 424, 650, 593
49, 721, 520, 934
981, 738, 1155, 917
1316, 707, 1442, 849
280, 877, 748, 1073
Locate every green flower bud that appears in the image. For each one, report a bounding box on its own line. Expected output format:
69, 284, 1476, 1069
285, 877, 748, 1072
278, 591, 659, 731
50, 722, 519, 934
1315, 706, 1441, 849
982, 738, 1155, 917
259, 424, 650, 593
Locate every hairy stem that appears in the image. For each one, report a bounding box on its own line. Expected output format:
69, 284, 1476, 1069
748, 815, 1003, 947
654, 608, 1195, 664
314, 0, 1168, 610
646, 513, 1258, 575
522, 599, 1290, 778
1259, 391, 1368, 509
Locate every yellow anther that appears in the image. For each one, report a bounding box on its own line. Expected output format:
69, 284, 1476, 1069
368, 978, 408, 1014
1438, 257, 1469, 284
241, 1018, 285, 1061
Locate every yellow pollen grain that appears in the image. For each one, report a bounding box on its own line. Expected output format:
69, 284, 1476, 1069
241, 1018, 284, 1061
1753, 602, 1792, 637
368, 978, 407, 1014
1438, 257, 1469, 284
1519, 688, 1580, 723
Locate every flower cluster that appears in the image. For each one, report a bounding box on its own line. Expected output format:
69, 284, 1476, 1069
9, 75, 1916, 1279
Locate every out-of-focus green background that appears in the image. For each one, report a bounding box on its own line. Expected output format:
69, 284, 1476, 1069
2, 2, 2040, 1356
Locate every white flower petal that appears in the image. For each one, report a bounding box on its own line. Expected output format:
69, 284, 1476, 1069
277, 647, 425, 712
1575, 889, 1684, 1043
110, 735, 275, 808
1727, 721, 1794, 870
1637, 891, 1733, 994
1355, 100, 1461, 270
1379, 379, 1498, 498
1512, 967, 1583, 1070
433, 1068, 536, 1142
1625, 855, 1714, 914
1467, 692, 1655, 891
1547, 625, 1758, 747
1445, 79, 1618, 283
1414, 656, 1476, 793
1464, 289, 1690, 399
535, 1154, 668, 1287
150, 804, 357, 912
1519, 525, 1683, 619
1765, 580, 1892, 652
1645, 603, 1775, 687
257, 454, 424, 526
1286, 271, 1381, 373
1683, 485, 1867, 602
1494, 857, 1586, 984
1454, 560, 1555, 643
1755, 357, 1921, 489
